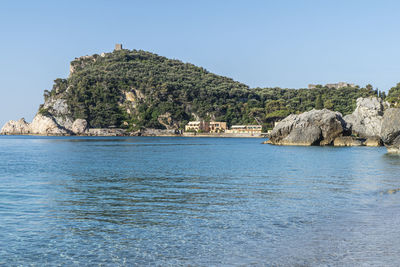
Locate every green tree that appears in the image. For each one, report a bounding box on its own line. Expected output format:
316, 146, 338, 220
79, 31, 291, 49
315, 95, 323, 109
324, 99, 334, 110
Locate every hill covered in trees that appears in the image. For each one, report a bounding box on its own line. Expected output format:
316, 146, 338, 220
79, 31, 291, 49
42, 48, 381, 131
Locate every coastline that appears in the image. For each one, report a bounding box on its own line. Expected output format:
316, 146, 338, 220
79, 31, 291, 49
0, 132, 266, 138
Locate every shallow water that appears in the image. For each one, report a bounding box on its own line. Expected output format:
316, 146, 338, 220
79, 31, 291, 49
1, 136, 400, 266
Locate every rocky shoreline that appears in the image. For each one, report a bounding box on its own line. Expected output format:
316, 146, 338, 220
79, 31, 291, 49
267, 96, 400, 153
0, 120, 264, 138
4, 96, 400, 152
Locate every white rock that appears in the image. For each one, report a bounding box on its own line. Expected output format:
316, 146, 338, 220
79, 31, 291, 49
30, 114, 68, 135
0, 118, 31, 135
71, 119, 88, 134
344, 97, 388, 138
42, 98, 74, 130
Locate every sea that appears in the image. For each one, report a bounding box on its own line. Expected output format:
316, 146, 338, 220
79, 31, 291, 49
1, 136, 400, 266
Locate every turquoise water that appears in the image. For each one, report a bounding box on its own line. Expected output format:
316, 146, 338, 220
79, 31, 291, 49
1, 136, 400, 266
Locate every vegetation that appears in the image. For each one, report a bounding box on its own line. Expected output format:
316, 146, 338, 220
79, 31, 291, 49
253, 86, 380, 128
38, 107, 50, 116
387, 83, 400, 107
46, 49, 381, 130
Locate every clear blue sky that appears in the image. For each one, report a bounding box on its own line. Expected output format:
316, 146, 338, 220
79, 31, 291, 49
1, 0, 400, 126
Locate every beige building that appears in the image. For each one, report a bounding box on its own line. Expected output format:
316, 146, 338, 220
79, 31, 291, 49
308, 82, 356, 89
185, 121, 208, 132
185, 121, 227, 133
115, 43, 123, 50
209, 121, 227, 133
226, 125, 262, 134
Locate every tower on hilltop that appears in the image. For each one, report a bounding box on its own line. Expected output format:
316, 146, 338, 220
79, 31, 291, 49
115, 43, 123, 51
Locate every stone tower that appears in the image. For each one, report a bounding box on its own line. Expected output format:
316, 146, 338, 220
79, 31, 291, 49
115, 44, 123, 51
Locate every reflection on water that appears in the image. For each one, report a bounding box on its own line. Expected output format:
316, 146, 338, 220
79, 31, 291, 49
1, 136, 400, 265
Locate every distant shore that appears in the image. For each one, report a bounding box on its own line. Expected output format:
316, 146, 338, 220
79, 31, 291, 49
180, 132, 265, 138
0, 132, 266, 138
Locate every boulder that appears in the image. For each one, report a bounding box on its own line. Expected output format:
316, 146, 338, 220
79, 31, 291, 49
268, 109, 348, 146
364, 137, 383, 147
71, 119, 88, 134
30, 114, 69, 135
0, 118, 31, 135
333, 136, 363, 146
381, 108, 400, 153
344, 97, 388, 138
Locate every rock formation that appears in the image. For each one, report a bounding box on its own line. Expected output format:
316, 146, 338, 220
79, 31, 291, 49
333, 136, 363, 146
364, 137, 383, 147
267, 98, 390, 147
71, 119, 88, 134
0, 114, 69, 135
0, 115, 128, 136
30, 114, 69, 135
333, 136, 382, 147
381, 108, 400, 153
267, 109, 348, 146
344, 97, 388, 138
0, 118, 31, 135
41, 98, 74, 130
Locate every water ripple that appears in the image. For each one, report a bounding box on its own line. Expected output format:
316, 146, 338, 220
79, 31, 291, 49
0, 136, 399, 266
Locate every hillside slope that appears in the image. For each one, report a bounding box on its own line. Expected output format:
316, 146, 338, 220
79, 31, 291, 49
2, 48, 380, 135
44, 49, 253, 131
